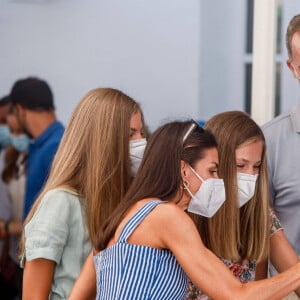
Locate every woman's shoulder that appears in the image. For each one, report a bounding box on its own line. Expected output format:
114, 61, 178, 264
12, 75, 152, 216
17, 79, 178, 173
144, 200, 192, 230
42, 187, 80, 204
34, 187, 82, 217
154, 201, 188, 216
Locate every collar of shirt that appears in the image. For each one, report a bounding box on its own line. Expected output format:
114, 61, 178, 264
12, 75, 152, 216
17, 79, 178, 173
30, 121, 63, 147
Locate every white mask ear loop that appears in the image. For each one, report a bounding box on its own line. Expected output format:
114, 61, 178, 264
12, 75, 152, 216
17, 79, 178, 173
183, 181, 189, 189
188, 165, 204, 183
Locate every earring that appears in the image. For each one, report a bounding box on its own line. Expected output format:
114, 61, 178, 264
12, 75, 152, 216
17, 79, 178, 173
183, 181, 189, 189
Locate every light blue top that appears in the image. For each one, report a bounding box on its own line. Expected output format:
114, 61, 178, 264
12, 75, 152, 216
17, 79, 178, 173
262, 102, 300, 256
23, 188, 91, 299
94, 200, 188, 300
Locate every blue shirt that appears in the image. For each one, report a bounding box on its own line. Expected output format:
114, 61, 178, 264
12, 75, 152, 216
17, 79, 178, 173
24, 121, 64, 218
262, 103, 300, 256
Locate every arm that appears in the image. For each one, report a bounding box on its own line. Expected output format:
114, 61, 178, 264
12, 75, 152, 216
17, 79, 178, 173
255, 260, 268, 280
270, 229, 300, 297
23, 258, 56, 300
68, 252, 96, 300
23, 190, 72, 298
0, 219, 23, 237
158, 204, 300, 300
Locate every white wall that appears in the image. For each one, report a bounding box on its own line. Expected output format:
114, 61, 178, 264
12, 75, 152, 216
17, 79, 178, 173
199, 0, 246, 121
0, 0, 201, 131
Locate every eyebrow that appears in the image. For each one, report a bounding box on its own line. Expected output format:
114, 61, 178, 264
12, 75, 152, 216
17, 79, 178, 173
130, 128, 143, 132
236, 158, 262, 164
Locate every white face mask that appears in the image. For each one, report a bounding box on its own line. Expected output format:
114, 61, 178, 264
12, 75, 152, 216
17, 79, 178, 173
186, 166, 226, 218
129, 138, 147, 177
237, 173, 258, 207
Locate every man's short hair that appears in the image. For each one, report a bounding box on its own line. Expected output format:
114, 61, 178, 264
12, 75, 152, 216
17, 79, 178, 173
286, 14, 300, 59
0, 95, 10, 107
10, 77, 55, 111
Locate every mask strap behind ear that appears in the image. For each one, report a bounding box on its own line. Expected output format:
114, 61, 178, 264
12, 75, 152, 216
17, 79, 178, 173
188, 165, 204, 183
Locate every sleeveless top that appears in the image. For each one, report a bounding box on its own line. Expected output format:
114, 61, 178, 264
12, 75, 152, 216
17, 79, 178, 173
94, 200, 188, 299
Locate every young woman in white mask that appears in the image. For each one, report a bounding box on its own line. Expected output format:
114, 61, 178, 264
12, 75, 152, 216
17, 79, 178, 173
70, 120, 300, 300
20, 88, 146, 300
185, 111, 300, 300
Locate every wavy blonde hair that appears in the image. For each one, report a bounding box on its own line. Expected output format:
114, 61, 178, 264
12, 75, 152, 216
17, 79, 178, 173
192, 111, 270, 262
20, 87, 143, 254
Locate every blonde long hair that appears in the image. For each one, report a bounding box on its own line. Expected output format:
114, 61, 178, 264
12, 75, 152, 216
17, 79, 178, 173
194, 111, 270, 262
20, 87, 143, 254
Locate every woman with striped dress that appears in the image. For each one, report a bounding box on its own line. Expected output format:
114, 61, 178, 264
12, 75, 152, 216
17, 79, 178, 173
70, 120, 300, 300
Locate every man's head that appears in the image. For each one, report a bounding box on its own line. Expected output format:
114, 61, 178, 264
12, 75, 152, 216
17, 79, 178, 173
10, 77, 54, 111
0, 95, 10, 125
286, 15, 300, 80
9, 77, 56, 139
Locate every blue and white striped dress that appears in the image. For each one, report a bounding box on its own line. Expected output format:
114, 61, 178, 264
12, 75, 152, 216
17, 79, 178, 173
94, 200, 188, 299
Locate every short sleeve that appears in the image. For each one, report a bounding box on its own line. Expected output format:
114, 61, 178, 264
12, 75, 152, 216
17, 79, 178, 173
269, 208, 283, 236
24, 190, 71, 264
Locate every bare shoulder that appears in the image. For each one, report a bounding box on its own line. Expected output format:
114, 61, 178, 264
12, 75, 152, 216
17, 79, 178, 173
151, 202, 196, 233
154, 201, 190, 221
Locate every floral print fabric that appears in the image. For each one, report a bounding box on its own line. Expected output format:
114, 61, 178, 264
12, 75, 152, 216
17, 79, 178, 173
184, 208, 283, 300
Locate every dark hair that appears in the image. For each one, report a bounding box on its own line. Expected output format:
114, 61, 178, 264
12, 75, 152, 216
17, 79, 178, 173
96, 120, 217, 250
10, 77, 55, 111
286, 14, 300, 59
0, 95, 10, 107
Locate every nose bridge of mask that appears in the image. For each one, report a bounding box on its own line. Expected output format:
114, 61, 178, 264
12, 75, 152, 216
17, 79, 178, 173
130, 138, 146, 147
237, 173, 258, 187
130, 138, 147, 156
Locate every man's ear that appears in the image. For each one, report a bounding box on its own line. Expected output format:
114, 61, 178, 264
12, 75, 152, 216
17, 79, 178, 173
14, 104, 25, 117
287, 59, 297, 78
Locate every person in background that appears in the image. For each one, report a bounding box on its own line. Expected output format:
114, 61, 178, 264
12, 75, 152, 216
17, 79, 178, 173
0, 96, 11, 229
70, 120, 300, 300
0, 97, 11, 219
9, 77, 64, 219
0, 95, 14, 299
0, 104, 30, 299
20, 88, 146, 299
185, 111, 300, 300
262, 14, 300, 300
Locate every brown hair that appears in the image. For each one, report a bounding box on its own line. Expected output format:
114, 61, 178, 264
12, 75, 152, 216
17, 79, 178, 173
286, 14, 300, 59
20, 88, 143, 254
198, 111, 269, 262
2, 146, 20, 183
97, 120, 217, 251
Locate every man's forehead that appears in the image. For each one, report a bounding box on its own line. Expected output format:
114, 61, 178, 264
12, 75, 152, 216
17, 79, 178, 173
291, 32, 300, 55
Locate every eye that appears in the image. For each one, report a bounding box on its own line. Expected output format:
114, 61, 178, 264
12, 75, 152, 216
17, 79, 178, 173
210, 168, 218, 177
129, 130, 135, 138
254, 164, 261, 169
236, 164, 245, 169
